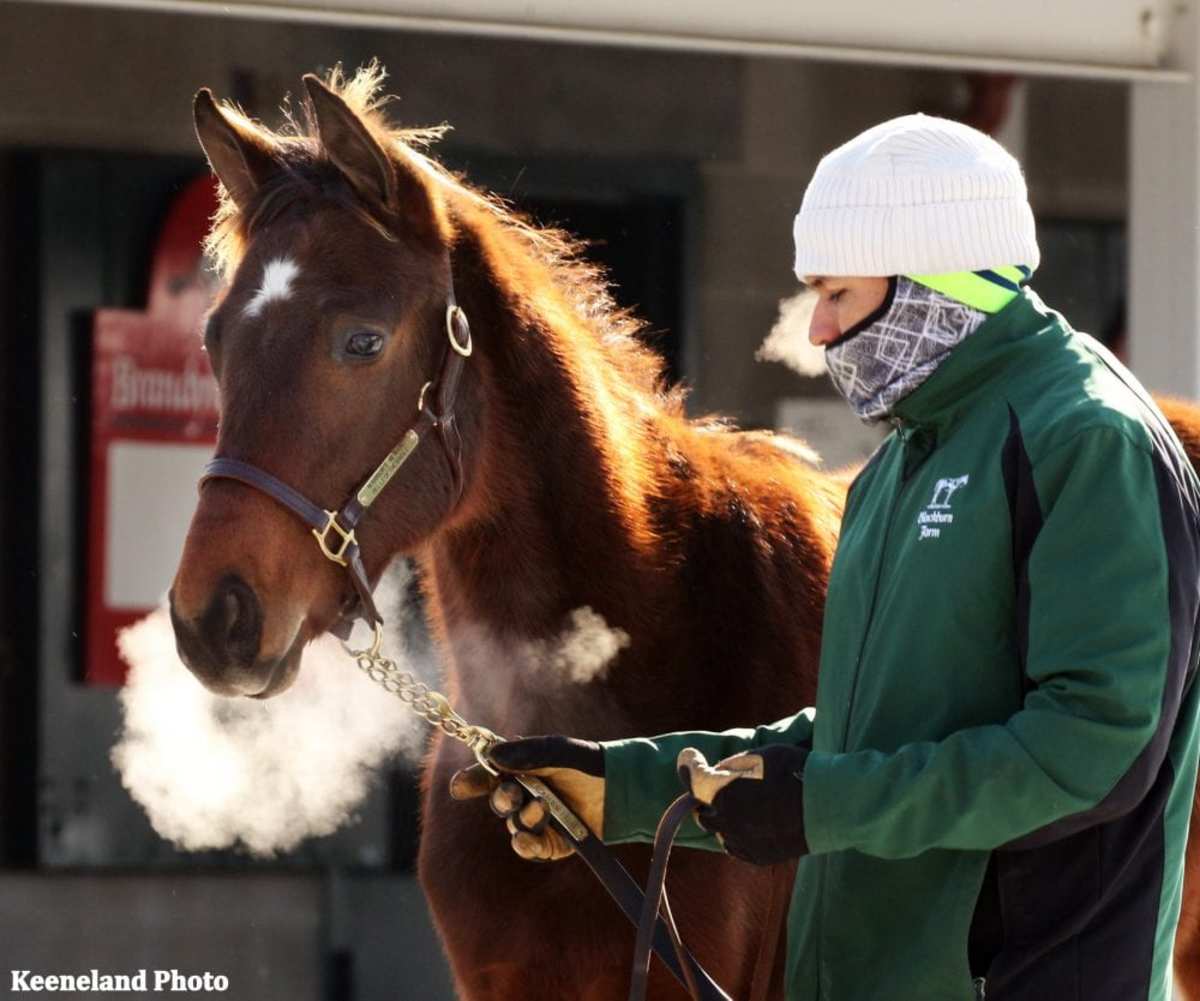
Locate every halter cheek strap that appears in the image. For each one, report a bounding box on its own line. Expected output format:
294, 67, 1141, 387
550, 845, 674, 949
200, 288, 473, 639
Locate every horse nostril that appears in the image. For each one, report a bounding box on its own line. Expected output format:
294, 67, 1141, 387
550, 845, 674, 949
222, 587, 244, 639
203, 574, 262, 667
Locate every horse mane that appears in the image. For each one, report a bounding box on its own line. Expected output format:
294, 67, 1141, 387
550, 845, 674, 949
203, 65, 841, 564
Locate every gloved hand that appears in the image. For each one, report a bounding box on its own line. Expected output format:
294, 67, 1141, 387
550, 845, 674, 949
449, 735, 606, 861
677, 743, 810, 865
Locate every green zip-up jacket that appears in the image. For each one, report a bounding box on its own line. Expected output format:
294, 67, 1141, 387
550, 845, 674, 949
601, 290, 1200, 1000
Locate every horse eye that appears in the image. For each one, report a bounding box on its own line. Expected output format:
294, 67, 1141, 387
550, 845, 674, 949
345, 330, 384, 358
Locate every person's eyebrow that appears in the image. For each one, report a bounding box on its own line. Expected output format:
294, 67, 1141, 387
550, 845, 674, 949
799, 276, 827, 293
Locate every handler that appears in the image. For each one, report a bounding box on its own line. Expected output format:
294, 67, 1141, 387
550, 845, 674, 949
451, 114, 1200, 1000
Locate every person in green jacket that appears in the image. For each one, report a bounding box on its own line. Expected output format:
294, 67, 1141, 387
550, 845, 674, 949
450, 114, 1200, 1000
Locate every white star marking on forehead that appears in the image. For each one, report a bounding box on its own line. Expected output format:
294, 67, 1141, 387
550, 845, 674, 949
243, 257, 300, 318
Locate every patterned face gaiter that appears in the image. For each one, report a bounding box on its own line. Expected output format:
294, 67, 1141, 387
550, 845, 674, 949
824, 276, 989, 423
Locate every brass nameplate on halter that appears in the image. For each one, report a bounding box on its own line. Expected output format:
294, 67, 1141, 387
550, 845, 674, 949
513, 775, 590, 842
357, 430, 420, 508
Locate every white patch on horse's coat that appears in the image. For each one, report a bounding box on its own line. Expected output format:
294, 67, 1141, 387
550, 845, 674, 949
243, 257, 300, 318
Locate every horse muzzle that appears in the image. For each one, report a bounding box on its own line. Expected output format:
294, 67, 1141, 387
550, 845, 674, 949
168, 574, 301, 698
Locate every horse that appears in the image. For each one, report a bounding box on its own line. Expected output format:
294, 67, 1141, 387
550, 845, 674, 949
167, 65, 1200, 1000
169, 65, 840, 999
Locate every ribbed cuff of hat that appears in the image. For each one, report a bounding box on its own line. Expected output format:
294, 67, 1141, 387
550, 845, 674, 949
793, 196, 1039, 278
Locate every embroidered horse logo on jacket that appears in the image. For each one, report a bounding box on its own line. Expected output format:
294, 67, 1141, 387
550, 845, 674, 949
928, 475, 970, 510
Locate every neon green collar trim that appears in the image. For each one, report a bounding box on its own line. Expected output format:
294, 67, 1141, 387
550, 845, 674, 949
906, 266, 1031, 314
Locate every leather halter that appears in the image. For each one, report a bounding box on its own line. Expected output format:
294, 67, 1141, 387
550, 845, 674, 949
200, 283, 473, 639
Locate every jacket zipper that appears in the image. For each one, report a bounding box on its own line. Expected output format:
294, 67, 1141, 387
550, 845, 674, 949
835, 423, 922, 752
816, 423, 928, 1001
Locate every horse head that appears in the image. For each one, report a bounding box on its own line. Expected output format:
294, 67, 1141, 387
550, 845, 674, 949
170, 71, 481, 698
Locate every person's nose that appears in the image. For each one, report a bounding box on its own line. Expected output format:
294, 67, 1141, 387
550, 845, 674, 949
808, 298, 841, 346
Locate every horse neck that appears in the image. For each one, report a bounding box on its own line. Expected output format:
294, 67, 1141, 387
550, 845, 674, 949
416, 247, 673, 734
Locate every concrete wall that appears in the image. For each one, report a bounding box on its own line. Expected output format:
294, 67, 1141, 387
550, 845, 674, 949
0, 872, 454, 999
0, 4, 742, 158
691, 59, 939, 429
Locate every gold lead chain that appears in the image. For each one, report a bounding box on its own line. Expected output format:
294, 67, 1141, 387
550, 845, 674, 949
345, 624, 591, 841
347, 625, 501, 772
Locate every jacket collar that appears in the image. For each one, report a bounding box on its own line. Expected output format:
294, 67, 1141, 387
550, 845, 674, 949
889, 288, 1063, 432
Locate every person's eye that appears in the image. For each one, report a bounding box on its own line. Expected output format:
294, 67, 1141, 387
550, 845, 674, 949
345, 330, 385, 358
830, 290, 846, 304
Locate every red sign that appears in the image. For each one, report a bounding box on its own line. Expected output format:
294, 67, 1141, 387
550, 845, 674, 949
85, 176, 220, 684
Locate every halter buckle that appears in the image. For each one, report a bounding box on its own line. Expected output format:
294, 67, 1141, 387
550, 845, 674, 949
312, 509, 357, 567
446, 305, 472, 358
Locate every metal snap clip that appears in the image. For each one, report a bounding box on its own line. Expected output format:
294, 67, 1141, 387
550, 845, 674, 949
446, 304, 473, 357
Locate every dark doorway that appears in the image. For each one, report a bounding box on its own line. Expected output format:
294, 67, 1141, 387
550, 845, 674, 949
520, 194, 685, 383
444, 150, 693, 387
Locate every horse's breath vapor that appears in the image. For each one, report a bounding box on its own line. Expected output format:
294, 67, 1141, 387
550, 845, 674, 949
112, 576, 425, 856
537, 606, 631, 684
113, 579, 629, 854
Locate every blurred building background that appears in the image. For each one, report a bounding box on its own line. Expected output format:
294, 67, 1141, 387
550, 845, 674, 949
0, 1, 1195, 997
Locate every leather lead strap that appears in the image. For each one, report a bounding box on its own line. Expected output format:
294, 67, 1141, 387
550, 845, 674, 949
626, 792, 788, 1001
627, 793, 734, 1001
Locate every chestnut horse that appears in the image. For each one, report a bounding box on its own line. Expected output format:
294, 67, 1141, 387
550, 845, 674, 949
169, 67, 1200, 999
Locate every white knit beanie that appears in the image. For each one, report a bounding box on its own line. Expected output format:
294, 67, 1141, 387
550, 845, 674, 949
792, 114, 1040, 278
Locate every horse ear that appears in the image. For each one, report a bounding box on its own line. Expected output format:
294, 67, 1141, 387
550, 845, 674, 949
193, 89, 279, 212
302, 74, 441, 243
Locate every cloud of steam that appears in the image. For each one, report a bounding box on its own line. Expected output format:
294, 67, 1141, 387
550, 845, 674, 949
533, 606, 630, 684
757, 290, 828, 378
416, 605, 634, 738
111, 569, 431, 856
112, 556, 633, 856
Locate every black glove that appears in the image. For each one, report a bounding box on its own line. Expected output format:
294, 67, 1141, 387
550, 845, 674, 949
677, 743, 810, 865
449, 736, 605, 861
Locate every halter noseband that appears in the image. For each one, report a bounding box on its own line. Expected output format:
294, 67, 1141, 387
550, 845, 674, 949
199, 281, 473, 641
